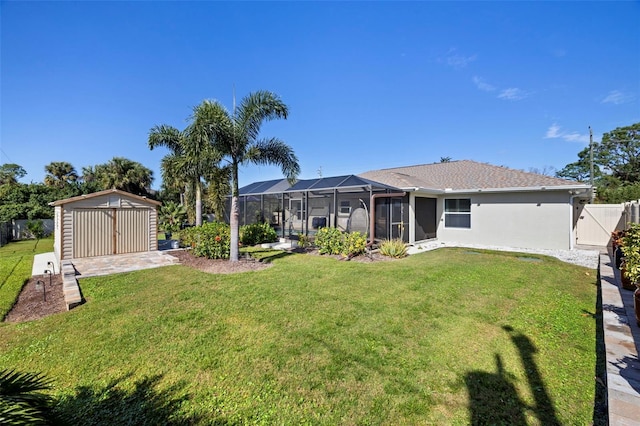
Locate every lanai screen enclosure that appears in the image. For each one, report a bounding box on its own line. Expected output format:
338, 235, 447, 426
228, 175, 409, 242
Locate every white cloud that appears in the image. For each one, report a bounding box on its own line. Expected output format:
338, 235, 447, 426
472, 76, 495, 92
545, 123, 562, 139
601, 90, 633, 105
544, 123, 589, 143
498, 88, 527, 101
439, 48, 477, 69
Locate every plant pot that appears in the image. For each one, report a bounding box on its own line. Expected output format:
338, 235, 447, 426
615, 246, 624, 269
621, 266, 637, 291
635, 286, 640, 327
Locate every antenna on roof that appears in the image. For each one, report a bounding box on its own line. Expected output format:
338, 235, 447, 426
317, 166, 322, 178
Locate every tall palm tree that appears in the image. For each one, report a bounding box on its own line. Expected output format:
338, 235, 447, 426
44, 161, 78, 188
149, 107, 223, 226
194, 91, 299, 262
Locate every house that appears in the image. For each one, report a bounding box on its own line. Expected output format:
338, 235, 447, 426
49, 189, 161, 263
231, 160, 593, 250
359, 160, 592, 250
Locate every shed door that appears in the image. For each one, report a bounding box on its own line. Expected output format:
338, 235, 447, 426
73, 208, 150, 258
73, 209, 114, 258
116, 208, 149, 254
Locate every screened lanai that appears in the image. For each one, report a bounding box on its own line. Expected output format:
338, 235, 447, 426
230, 175, 408, 241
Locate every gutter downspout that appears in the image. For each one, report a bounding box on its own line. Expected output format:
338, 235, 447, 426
369, 192, 407, 245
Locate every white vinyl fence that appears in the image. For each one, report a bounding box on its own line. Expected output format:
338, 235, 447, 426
575, 201, 640, 247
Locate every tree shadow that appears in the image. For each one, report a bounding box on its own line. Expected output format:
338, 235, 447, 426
501, 325, 562, 426
465, 354, 528, 425
52, 373, 215, 425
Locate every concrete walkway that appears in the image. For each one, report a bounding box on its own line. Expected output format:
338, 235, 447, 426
601, 251, 640, 425
69, 250, 180, 278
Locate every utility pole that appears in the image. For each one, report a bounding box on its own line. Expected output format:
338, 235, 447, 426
589, 126, 594, 203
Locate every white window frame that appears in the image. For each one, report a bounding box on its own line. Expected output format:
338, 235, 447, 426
444, 198, 471, 229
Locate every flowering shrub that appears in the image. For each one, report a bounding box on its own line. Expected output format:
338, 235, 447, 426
315, 227, 367, 257
239, 223, 278, 246
180, 222, 230, 259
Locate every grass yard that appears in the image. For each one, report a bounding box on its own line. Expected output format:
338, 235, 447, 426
0, 237, 53, 319
0, 248, 598, 424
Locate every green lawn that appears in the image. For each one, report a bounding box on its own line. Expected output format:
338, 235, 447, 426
0, 237, 53, 319
0, 248, 598, 424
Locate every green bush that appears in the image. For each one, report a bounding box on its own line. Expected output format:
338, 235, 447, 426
315, 227, 367, 257
378, 239, 408, 258
239, 223, 278, 246
180, 222, 230, 259
25, 220, 45, 240
622, 222, 640, 284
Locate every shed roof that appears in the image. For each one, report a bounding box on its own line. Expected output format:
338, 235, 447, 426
359, 160, 591, 192
49, 189, 161, 207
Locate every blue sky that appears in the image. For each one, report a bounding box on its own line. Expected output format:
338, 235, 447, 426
2, 1, 639, 190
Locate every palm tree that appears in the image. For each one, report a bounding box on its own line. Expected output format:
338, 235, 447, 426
93, 157, 153, 195
44, 161, 78, 188
194, 91, 299, 262
0, 369, 55, 425
149, 106, 224, 226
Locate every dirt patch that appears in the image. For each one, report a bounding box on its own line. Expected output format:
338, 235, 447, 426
168, 250, 273, 274
4, 274, 66, 323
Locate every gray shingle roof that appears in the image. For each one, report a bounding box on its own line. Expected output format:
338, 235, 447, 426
358, 160, 589, 191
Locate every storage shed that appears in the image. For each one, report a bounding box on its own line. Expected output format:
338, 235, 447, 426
49, 189, 160, 263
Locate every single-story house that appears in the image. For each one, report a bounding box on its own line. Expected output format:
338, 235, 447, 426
49, 189, 160, 263
232, 160, 593, 250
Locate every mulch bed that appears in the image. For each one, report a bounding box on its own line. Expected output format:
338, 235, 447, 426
4, 273, 65, 323
4, 249, 393, 323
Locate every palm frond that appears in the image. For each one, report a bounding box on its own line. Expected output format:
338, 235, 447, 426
0, 369, 53, 426
249, 138, 300, 183
235, 91, 288, 144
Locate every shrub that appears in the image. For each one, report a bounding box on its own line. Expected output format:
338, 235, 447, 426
239, 223, 278, 246
315, 227, 367, 257
315, 227, 344, 255
378, 239, 408, 258
179, 222, 230, 259
25, 220, 45, 240
622, 223, 640, 284
343, 231, 367, 257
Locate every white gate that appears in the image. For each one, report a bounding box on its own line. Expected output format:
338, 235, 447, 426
576, 204, 626, 246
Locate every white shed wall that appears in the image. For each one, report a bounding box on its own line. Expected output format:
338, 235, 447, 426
435, 191, 573, 250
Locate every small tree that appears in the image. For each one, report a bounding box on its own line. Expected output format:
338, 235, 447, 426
622, 223, 640, 285
25, 220, 45, 241
158, 201, 187, 239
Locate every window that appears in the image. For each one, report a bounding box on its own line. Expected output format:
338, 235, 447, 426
339, 200, 351, 215
444, 199, 471, 228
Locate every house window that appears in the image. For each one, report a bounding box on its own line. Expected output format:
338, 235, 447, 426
444, 199, 471, 228
339, 200, 351, 215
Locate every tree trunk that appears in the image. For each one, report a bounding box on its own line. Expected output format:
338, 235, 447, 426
195, 180, 203, 226
229, 164, 240, 262
230, 196, 239, 261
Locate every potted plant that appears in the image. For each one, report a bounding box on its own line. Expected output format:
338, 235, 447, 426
159, 201, 187, 242
621, 223, 640, 325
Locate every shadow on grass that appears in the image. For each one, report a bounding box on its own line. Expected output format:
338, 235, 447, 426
53, 373, 213, 425
465, 354, 527, 425
592, 268, 609, 425
465, 326, 563, 425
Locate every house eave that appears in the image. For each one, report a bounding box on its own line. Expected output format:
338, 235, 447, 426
406, 184, 593, 196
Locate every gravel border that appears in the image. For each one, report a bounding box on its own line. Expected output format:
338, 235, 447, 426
407, 240, 601, 269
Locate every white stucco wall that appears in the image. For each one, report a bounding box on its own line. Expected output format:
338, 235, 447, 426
434, 190, 573, 250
